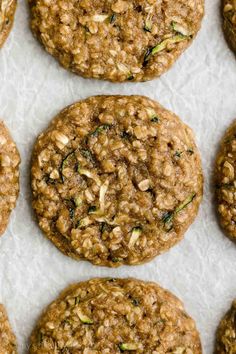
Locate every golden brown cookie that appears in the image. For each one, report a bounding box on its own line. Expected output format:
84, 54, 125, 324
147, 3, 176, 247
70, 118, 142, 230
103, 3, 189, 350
0, 304, 17, 354
222, 0, 236, 53
29, 278, 202, 354
215, 120, 236, 242
31, 95, 203, 267
215, 299, 236, 354
0, 121, 20, 237
29, 0, 204, 82
0, 0, 17, 48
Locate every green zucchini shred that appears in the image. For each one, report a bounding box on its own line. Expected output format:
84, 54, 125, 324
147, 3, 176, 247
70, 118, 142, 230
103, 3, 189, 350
127, 74, 134, 80
151, 116, 159, 123
162, 193, 196, 231
80, 148, 95, 163
111, 257, 123, 263
99, 222, 113, 233
171, 21, 191, 36
78, 312, 93, 324
187, 148, 194, 155
175, 193, 196, 214
37, 332, 43, 344
88, 206, 97, 214
69, 207, 75, 219
144, 19, 152, 32
76, 217, 90, 229
91, 124, 111, 137
106, 278, 117, 282
144, 34, 189, 64
132, 226, 142, 233
162, 211, 174, 232
129, 226, 142, 247
121, 131, 132, 139
131, 298, 140, 306
119, 343, 139, 351
75, 296, 80, 305
174, 151, 183, 158
110, 13, 117, 24
74, 196, 82, 207
162, 211, 173, 225
60, 150, 76, 182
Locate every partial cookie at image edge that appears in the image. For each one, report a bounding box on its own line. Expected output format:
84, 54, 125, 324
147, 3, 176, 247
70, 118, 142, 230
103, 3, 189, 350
0, 120, 20, 237
0, 304, 17, 354
215, 119, 236, 243
28, 0, 204, 82
222, 0, 236, 54
29, 277, 202, 354
215, 299, 236, 354
0, 0, 17, 48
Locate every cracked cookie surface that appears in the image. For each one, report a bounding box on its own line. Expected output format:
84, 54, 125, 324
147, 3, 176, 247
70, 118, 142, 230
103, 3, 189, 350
29, 0, 204, 82
31, 95, 203, 267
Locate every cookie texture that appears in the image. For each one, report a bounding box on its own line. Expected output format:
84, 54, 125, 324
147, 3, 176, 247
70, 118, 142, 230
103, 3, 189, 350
0, 0, 17, 48
31, 95, 203, 267
215, 300, 236, 354
29, 0, 204, 82
215, 120, 236, 242
0, 304, 17, 354
29, 278, 202, 354
223, 0, 236, 53
0, 121, 20, 237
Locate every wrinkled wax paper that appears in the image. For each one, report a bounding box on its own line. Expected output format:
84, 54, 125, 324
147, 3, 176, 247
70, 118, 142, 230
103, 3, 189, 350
0, 1, 235, 353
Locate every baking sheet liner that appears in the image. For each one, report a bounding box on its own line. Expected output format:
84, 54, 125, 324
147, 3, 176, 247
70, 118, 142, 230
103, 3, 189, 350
0, 1, 236, 352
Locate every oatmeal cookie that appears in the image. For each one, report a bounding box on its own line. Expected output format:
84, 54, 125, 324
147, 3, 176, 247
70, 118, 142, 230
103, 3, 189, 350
0, 121, 20, 237
31, 95, 203, 267
223, 0, 236, 53
29, 0, 204, 82
0, 0, 17, 48
0, 304, 17, 354
215, 120, 236, 242
29, 278, 202, 354
215, 299, 236, 354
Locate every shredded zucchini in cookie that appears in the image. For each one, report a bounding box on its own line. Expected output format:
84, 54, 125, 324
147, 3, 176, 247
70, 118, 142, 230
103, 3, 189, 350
77, 310, 93, 325
171, 21, 191, 36
128, 227, 142, 248
31, 95, 203, 267
78, 166, 101, 186
163, 193, 196, 232
119, 343, 140, 351
99, 179, 109, 212
29, 0, 204, 81
144, 34, 190, 64
28, 278, 202, 353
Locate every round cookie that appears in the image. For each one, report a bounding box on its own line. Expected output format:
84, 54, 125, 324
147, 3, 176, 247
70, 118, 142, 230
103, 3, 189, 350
0, 121, 20, 237
29, 278, 202, 353
29, 0, 204, 82
31, 95, 203, 267
222, 0, 236, 53
0, 0, 17, 48
215, 299, 236, 354
215, 120, 236, 242
0, 304, 17, 354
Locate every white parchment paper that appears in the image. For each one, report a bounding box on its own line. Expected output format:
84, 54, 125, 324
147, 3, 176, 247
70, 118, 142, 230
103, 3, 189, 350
0, 1, 236, 353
